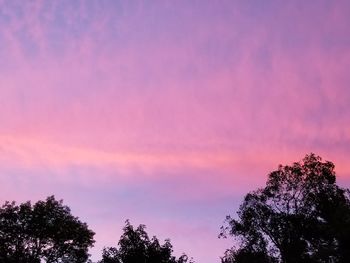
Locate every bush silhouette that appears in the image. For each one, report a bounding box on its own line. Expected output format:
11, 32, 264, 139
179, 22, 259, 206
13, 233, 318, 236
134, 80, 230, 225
99, 220, 193, 263
0, 196, 95, 263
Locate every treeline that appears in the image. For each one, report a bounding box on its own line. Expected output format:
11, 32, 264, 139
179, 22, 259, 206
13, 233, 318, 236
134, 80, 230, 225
0, 154, 349, 263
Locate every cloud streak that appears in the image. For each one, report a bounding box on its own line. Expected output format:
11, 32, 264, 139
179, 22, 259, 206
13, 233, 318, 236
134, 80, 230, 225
1, 1, 350, 262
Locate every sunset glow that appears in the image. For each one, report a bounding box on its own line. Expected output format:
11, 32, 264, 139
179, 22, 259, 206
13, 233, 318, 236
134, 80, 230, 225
1, 1, 350, 262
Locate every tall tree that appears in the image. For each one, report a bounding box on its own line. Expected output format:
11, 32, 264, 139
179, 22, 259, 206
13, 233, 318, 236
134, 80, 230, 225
100, 220, 193, 263
0, 196, 95, 263
221, 154, 350, 263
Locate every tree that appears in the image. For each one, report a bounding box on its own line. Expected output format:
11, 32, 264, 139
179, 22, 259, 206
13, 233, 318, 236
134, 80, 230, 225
220, 154, 350, 263
99, 220, 193, 263
0, 196, 95, 263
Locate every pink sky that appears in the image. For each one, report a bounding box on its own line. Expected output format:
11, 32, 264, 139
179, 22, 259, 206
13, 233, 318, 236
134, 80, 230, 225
1, 1, 350, 262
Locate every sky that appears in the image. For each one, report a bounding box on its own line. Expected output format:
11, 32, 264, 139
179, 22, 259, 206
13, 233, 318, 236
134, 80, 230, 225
0, 0, 350, 262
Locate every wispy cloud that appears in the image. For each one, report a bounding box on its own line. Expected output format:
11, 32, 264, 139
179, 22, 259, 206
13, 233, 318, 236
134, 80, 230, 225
1, 1, 350, 262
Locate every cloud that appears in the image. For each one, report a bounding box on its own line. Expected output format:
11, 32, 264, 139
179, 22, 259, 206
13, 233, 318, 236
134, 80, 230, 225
1, 1, 350, 263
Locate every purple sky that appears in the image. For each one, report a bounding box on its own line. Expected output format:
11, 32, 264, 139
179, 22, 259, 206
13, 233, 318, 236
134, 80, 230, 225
1, 1, 350, 262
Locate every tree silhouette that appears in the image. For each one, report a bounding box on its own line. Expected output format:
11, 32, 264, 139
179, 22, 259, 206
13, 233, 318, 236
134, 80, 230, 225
220, 154, 350, 263
99, 220, 193, 263
0, 196, 95, 263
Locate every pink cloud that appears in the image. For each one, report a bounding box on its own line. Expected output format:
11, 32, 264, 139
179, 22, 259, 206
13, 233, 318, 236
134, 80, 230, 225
1, 1, 350, 263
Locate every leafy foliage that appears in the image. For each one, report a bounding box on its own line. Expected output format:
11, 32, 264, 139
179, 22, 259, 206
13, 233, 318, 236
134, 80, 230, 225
99, 220, 193, 263
221, 154, 350, 263
0, 196, 95, 263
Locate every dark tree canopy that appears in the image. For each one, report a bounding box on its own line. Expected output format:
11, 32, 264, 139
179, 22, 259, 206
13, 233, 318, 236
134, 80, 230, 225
0, 196, 95, 263
221, 154, 350, 263
99, 220, 193, 263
